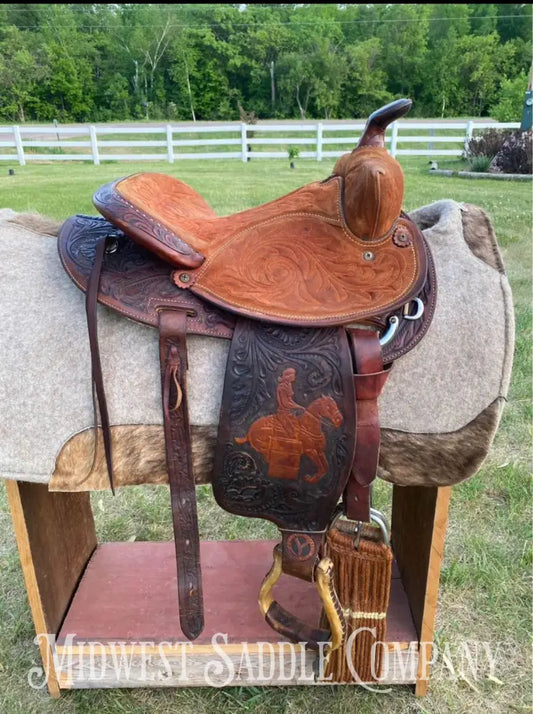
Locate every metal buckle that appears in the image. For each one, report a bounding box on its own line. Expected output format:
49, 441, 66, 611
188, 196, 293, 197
104, 233, 121, 254
330, 506, 390, 547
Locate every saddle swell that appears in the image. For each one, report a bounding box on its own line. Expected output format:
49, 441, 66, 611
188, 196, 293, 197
59, 98, 437, 654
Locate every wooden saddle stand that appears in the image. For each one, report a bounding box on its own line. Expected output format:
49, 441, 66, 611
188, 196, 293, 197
58, 98, 437, 682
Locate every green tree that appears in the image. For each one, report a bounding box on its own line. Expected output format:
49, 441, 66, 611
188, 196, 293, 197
36, 5, 96, 120
454, 32, 518, 115
490, 71, 530, 121
377, 4, 431, 107
0, 3, 530, 123
468, 4, 498, 36
421, 4, 471, 116
277, 7, 345, 119
496, 3, 532, 43
341, 39, 392, 118
0, 26, 46, 121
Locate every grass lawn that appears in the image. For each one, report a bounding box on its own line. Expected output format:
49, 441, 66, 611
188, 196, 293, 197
0, 158, 531, 713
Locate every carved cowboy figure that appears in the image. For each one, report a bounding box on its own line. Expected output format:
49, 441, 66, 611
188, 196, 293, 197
275, 367, 304, 437
235, 361, 343, 483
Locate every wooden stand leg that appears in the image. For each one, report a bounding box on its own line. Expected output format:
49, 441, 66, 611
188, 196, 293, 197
391, 485, 451, 697
5, 480, 96, 698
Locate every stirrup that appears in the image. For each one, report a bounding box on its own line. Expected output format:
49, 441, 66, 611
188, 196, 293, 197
258, 544, 345, 655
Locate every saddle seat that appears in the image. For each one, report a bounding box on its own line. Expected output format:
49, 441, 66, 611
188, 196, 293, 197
94, 140, 427, 326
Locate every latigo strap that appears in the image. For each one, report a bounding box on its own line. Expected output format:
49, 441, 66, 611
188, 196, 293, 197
86, 236, 116, 493
343, 329, 391, 523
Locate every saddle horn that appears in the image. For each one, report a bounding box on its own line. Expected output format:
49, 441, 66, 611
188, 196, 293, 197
333, 98, 412, 241
357, 98, 412, 149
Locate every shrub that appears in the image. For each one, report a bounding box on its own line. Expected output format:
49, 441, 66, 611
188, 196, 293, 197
489, 72, 529, 123
464, 129, 532, 175
470, 155, 493, 172
464, 129, 503, 160
491, 130, 532, 175
287, 146, 300, 161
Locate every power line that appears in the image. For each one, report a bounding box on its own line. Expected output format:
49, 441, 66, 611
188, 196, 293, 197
2, 12, 530, 30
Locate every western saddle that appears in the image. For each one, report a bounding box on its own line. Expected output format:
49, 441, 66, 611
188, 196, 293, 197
58, 99, 436, 653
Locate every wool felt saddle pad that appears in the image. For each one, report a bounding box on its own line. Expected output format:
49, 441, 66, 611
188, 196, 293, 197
0, 201, 513, 489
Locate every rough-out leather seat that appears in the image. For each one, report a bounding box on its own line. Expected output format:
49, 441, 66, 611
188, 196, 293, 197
93, 99, 427, 326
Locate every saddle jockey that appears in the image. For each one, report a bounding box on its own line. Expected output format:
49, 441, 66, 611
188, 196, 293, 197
276, 368, 305, 437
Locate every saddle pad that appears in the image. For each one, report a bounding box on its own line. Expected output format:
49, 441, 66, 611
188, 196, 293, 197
0, 202, 514, 487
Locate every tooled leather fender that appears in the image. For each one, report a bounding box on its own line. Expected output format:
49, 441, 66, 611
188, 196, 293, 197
211, 319, 356, 650
212, 319, 356, 536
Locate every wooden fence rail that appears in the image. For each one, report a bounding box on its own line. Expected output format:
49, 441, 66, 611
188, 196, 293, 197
0, 120, 521, 165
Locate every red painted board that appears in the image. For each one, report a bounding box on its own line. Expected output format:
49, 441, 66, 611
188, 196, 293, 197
58, 541, 416, 646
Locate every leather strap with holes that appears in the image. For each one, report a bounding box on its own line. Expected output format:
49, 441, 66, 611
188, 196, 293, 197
86, 240, 204, 640
86, 236, 116, 493
158, 308, 204, 640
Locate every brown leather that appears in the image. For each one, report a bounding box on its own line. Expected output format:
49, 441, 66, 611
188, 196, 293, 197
94, 177, 209, 269
265, 600, 331, 652
86, 235, 116, 494
212, 320, 356, 531
80, 232, 206, 641
332, 100, 413, 240
280, 529, 325, 582
334, 148, 404, 240
212, 318, 357, 646
262, 543, 345, 651
58, 211, 436, 650
344, 329, 390, 523
59, 215, 234, 338
158, 308, 204, 640
95, 175, 427, 326
356, 98, 412, 149
57, 214, 437, 364
92, 100, 427, 327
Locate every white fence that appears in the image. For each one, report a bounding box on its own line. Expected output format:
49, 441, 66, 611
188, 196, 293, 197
0, 120, 521, 165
